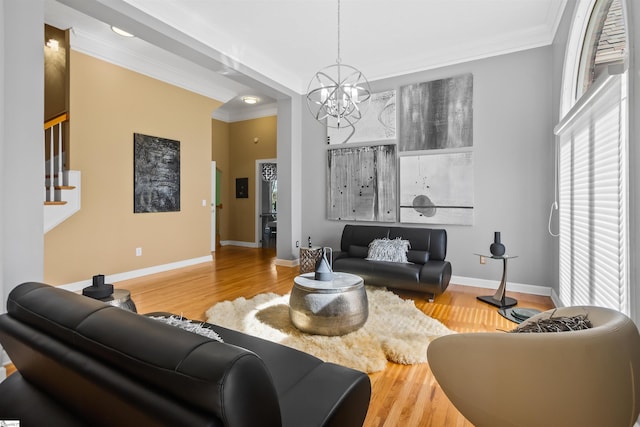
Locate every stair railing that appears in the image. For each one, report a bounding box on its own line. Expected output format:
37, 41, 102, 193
44, 113, 68, 203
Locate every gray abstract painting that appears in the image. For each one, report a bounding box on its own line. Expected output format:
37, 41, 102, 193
134, 133, 180, 213
400, 152, 474, 225
327, 144, 396, 222
328, 90, 396, 144
399, 74, 473, 151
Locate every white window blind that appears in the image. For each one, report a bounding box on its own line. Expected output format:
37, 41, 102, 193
554, 70, 628, 314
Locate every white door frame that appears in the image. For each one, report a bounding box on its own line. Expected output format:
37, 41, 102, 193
255, 159, 277, 247
211, 161, 216, 252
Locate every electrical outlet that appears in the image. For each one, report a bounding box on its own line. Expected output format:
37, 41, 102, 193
479, 255, 486, 264
202, 199, 206, 207
136, 247, 142, 257
296, 241, 300, 248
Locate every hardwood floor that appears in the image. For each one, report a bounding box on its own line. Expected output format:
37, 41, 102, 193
4, 246, 553, 425
113, 246, 554, 427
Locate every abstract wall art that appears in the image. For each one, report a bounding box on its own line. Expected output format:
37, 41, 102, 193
399, 151, 474, 225
399, 73, 473, 151
328, 90, 396, 144
236, 177, 249, 198
134, 133, 180, 213
327, 144, 397, 222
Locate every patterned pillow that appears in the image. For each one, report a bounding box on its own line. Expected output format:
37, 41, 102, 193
510, 313, 592, 333
367, 238, 411, 263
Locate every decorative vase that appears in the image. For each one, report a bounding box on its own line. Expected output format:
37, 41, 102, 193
490, 232, 506, 257
315, 247, 334, 281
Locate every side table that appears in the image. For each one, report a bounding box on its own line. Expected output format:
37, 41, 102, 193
475, 254, 518, 308
100, 289, 138, 312
299, 246, 324, 274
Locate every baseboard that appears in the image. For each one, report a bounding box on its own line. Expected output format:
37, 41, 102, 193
451, 275, 553, 297
220, 240, 259, 248
275, 258, 299, 267
59, 255, 213, 292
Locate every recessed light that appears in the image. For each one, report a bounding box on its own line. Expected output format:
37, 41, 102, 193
46, 39, 59, 51
242, 96, 259, 105
111, 26, 134, 37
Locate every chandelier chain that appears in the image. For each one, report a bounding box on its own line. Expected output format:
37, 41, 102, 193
336, 0, 341, 64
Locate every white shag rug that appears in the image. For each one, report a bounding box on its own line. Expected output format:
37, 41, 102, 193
205, 286, 454, 373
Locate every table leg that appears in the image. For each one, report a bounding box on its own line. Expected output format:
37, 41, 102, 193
477, 258, 517, 308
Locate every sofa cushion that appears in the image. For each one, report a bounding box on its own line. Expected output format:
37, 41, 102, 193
348, 245, 369, 258
367, 238, 410, 263
407, 250, 430, 264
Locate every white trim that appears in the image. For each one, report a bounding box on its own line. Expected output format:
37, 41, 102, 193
70, 28, 240, 104
212, 103, 278, 123
560, 0, 597, 117
275, 258, 299, 268
58, 255, 213, 292
451, 275, 553, 297
220, 240, 260, 248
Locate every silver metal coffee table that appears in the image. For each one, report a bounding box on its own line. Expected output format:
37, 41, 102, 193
289, 272, 368, 336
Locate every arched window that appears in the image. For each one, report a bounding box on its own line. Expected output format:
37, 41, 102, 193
576, 0, 626, 98
554, 0, 629, 314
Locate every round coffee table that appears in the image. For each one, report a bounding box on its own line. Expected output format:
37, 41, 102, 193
289, 272, 368, 336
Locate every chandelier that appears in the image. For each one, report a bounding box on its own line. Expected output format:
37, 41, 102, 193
306, 0, 371, 129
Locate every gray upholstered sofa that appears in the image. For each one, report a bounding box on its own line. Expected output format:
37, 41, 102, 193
332, 224, 451, 300
0, 282, 371, 427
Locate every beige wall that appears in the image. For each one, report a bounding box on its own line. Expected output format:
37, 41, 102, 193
45, 51, 221, 285
212, 116, 277, 244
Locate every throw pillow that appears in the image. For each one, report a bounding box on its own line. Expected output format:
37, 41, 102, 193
148, 315, 224, 342
509, 312, 592, 333
367, 238, 411, 263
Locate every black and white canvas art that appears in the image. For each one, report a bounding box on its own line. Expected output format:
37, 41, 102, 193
327, 144, 396, 222
399, 152, 474, 225
134, 133, 180, 213
399, 74, 473, 151
328, 90, 396, 144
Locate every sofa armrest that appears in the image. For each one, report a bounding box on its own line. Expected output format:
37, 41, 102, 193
278, 362, 371, 427
419, 261, 452, 292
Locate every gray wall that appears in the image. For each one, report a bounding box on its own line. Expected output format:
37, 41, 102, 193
300, 46, 559, 291
1, 0, 45, 303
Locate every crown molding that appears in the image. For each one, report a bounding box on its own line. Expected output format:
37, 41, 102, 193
70, 28, 241, 103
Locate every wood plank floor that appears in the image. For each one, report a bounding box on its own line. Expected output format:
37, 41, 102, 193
5, 246, 553, 425
114, 246, 554, 427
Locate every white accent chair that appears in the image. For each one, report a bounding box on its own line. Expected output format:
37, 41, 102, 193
427, 306, 640, 427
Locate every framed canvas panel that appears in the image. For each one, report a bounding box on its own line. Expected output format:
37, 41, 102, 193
236, 177, 249, 198
327, 90, 396, 144
327, 144, 396, 222
399, 74, 473, 152
399, 151, 474, 225
134, 133, 180, 213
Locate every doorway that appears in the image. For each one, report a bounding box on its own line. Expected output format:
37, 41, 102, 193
256, 160, 277, 249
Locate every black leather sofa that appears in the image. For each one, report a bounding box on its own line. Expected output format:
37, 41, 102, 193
0, 282, 371, 427
332, 224, 452, 300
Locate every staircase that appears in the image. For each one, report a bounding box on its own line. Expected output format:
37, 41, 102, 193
44, 113, 81, 233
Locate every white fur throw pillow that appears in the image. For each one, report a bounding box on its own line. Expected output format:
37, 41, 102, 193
148, 315, 224, 342
367, 238, 411, 263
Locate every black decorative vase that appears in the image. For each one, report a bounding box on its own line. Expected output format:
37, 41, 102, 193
490, 232, 506, 257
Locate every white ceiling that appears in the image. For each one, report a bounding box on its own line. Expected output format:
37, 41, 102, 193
46, 0, 567, 120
